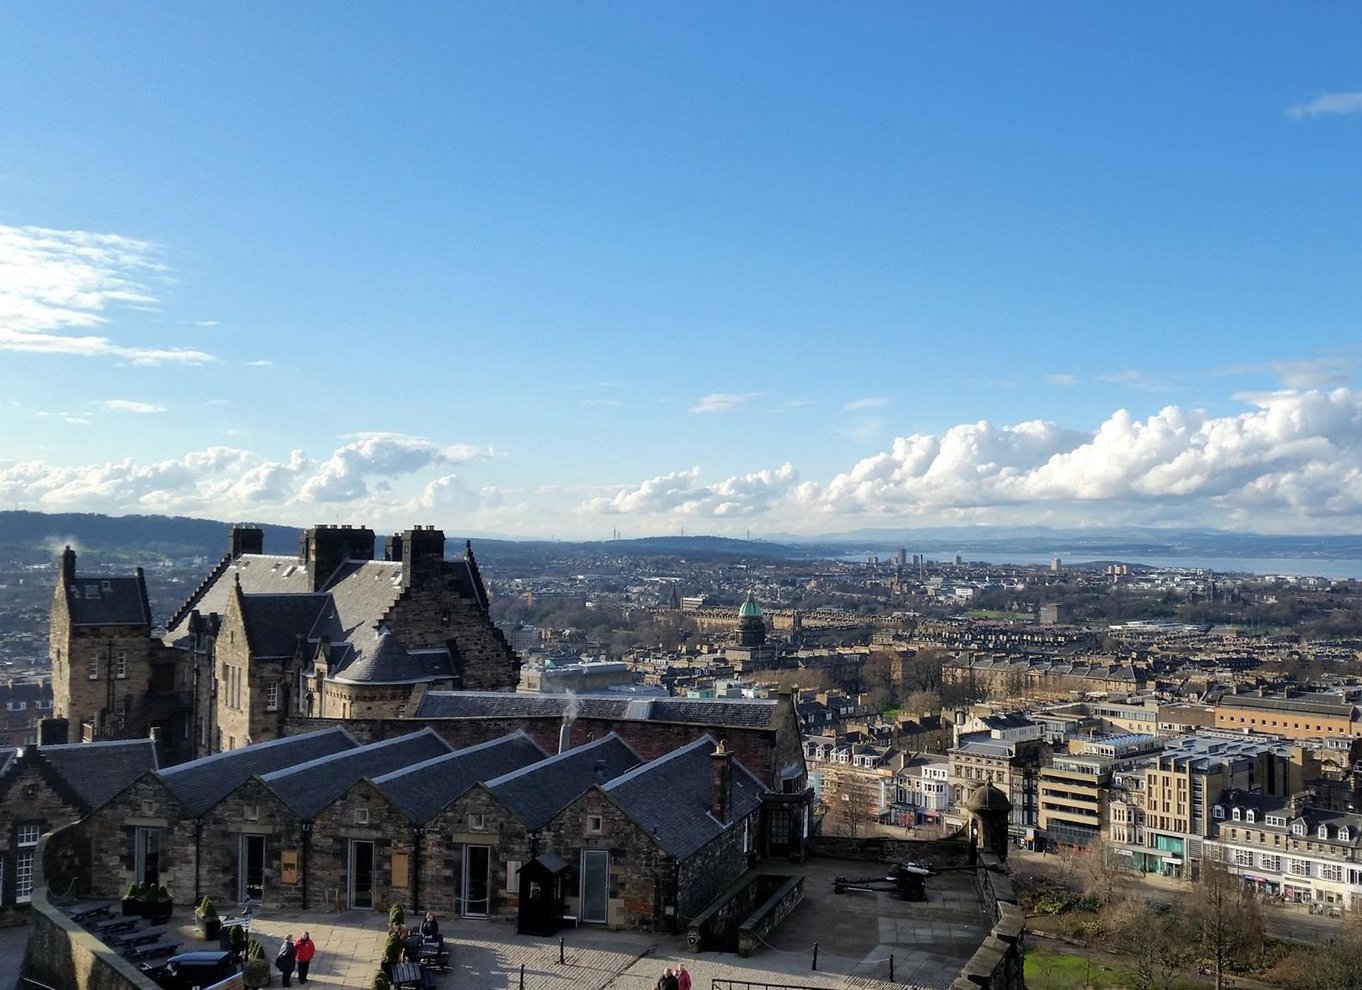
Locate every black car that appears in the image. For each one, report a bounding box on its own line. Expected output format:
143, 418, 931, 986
148, 949, 240, 990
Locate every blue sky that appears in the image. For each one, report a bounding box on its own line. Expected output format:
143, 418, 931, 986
2, 3, 1361, 539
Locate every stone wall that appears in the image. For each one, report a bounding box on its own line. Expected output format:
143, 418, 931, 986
675, 808, 761, 924
948, 854, 1026, 990
737, 874, 803, 957
0, 748, 88, 907
807, 833, 971, 867
687, 872, 798, 954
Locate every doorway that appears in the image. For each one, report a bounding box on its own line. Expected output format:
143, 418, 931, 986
239, 834, 265, 904
350, 840, 375, 910
580, 849, 609, 924
462, 844, 491, 917
135, 827, 162, 887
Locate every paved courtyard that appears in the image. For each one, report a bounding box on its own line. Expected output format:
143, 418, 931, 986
29, 858, 989, 990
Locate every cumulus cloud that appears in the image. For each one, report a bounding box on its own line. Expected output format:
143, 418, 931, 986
580, 463, 799, 518
689, 393, 757, 414
1286, 92, 1362, 119
805, 389, 1362, 530
0, 223, 215, 365
298, 433, 484, 502
99, 399, 166, 414
844, 397, 889, 412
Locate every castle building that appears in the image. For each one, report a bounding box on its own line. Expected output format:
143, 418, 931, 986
49, 524, 522, 763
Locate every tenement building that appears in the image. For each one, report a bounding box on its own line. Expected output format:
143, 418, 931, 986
48, 524, 521, 762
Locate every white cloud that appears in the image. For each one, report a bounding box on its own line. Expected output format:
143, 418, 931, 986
1098, 369, 1176, 391
803, 389, 1362, 531
1216, 357, 1355, 390
99, 399, 166, 414
580, 463, 799, 518
0, 223, 215, 365
299, 433, 484, 502
844, 397, 889, 412
1286, 92, 1362, 119
1045, 373, 1080, 386
248, 359, 274, 367
689, 393, 757, 414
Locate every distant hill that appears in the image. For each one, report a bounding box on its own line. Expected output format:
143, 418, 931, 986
0, 511, 305, 562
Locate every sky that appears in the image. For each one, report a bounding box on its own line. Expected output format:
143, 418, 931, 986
2, 3, 1361, 541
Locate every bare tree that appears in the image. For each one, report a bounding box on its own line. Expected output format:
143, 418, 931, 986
829, 771, 879, 839
1194, 861, 1255, 990
1109, 900, 1193, 990
1076, 836, 1131, 905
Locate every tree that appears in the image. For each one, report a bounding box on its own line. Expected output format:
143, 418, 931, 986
828, 771, 879, 839
1194, 861, 1257, 990
863, 650, 901, 711
1075, 836, 1131, 906
1109, 900, 1193, 990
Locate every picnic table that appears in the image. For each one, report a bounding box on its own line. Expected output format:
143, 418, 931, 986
390, 961, 435, 990
124, 938, 182, 962
67, 901, 113, 924
417, 942, 451, 972
90, 915, 140, 938
109, 925, 167, 948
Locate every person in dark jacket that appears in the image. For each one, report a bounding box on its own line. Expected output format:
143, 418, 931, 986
420, 911, 442, 944
276, 935, 297, 987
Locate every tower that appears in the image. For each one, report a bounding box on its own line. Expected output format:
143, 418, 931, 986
737, 591, 766, 648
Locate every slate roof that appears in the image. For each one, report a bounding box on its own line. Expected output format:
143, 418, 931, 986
261, 728, 453, 820
39, 739, 160, 811
604, 736, 765, 860
373, 732, 547, 823
326, 633, 457, 685
486, 734, 641, 830
159, 726, 359, 815
240, 594, 329, 658
65, 574, 151, 628
1219, 693, 1357, 718
415, 691, 780, 729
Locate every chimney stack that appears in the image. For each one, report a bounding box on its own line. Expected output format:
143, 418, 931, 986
228, 525, 264, 558
61, 546, 76, 585
710, 739, 732, 823
558, 721, 572, 754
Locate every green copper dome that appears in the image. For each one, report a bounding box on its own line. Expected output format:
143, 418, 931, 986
738, 591, 762, 619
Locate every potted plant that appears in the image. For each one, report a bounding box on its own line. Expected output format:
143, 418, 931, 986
122, 881, 144, 916
226, 923, 249, 962
388, 902, 405, 930
243, 937, 270, 988
380, 933, 401, 978
144, 883, 174, 925
371, 972, 393, 990
196, 895, 222, 939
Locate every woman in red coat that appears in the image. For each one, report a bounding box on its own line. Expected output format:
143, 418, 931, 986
295, 932, 317, 984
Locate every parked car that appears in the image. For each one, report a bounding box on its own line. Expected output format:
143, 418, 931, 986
148, 949, 240, 990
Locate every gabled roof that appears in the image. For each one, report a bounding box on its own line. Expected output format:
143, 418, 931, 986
159, 726, 359, 815
238, 594, 329, 658
327, 633, 457, 685
415, 691, 779, 729
65, 574, 151, 628
262, 728, 452, 819
39, 739, 160, 812
486, 734, 641, 830
373, 732, 547, 823
604, 736, 765, 860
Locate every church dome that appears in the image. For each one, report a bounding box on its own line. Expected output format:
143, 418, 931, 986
738, 591, 762, 619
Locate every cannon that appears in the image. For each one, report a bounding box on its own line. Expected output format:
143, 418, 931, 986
832, 862, 934, 901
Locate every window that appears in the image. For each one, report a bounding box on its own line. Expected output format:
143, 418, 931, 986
141, 799, 156, 816
1232, 808, 1242, 821
1234, 849, 1254, 867
1213, 806, 1225, 820
1261, 854, 1280, 872
586, 815, 603, 834
1322, 863, 1344, 883
1289, 858, 1311, 877
244, 805, 259, 822
1319, 825, 1330, 840
265, 683, 279, 712
355, 808, 369, 825
1341, 828, 1351, 842
1292, 823, 1306, 836
469, 814, 485, 831
88, 656, 99, 680
1246, 810, 1256, 823
16, 824, 40, 903
115, 651, 127, 679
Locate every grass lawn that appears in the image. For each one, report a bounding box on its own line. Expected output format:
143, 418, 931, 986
1025, 946, 1201, 990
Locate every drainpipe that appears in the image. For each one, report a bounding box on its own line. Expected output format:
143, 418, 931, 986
301, 822, 313, 910
412, 826, 424, 912
194, 818, 203, 904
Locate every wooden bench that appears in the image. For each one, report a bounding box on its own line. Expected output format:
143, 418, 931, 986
67, 902, 113, 924
107, 925, 166, 948
390, 961, 425, 990
124, 939, 182, 962
90, 916, 140, 938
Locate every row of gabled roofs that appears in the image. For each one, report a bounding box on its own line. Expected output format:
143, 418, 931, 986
150, 726, 765, 859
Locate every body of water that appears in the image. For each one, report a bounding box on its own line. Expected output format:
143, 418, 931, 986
969, 552, 1362, 580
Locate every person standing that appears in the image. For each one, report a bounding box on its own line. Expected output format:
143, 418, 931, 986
276, 934, 297, 987
677, 963, 691, 990
295, 932, 316, 984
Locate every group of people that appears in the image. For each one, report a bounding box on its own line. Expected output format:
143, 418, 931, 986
273, 932, 317, 987
655, 964, 692, 990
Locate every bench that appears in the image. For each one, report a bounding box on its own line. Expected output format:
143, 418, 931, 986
67, 902, 113, 924
561, 914, 579, 928
390, 961, 428, 990
108, 925, 167, 948
417, 942, 451, 972
90, 916, 140, 938
124, 939, 182, 962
